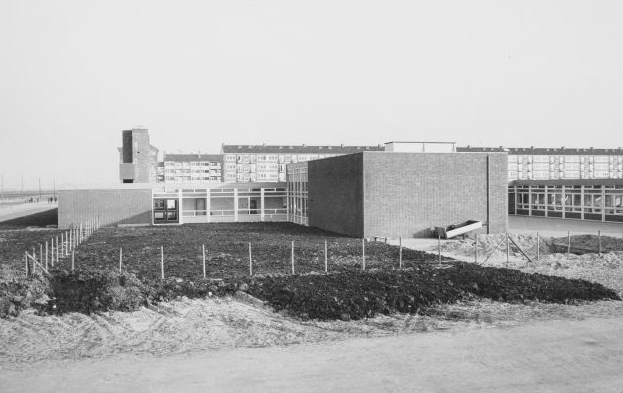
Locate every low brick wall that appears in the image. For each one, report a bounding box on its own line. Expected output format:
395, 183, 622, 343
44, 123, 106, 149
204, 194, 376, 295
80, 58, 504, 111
58, 188, 152, 228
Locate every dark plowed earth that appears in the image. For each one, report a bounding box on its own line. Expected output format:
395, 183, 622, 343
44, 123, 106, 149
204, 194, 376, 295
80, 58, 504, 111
244, 265, 620, 320
52, 223, 439, 280
2, 223, 620, 320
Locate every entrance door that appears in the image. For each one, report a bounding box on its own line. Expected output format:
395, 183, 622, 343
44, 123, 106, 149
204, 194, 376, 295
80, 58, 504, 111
154, 198, 179, 224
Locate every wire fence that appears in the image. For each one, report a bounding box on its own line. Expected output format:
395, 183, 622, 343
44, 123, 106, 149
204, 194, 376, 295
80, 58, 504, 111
24, 216, 100, 277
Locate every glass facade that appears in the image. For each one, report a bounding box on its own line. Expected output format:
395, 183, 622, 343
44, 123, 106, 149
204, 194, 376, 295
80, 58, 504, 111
286, 164, 308, 225
509, 184, 623, 222
152, 186, 287, 224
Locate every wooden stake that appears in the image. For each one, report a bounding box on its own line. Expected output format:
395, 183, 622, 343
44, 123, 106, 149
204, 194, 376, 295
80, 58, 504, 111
362, 239, 366, 270
598, 230, 602, 256
45, 241, 48, 270
65, 231, 68, 256
25, 252, 29, 278
506, 233, 510, 265
291, 241, 295, 275
160, 246, 164, 279
474, 235, 479, 264
39, 244, 43, 267
71, 250, 75, 272
399, 237, 403, 268
202, 244, 206, 279
248, 243, 252, 276
69, 228, 72, 250
324, 240, 328, 273
119, 247, 123, 273
536, 231, 540, 261
438, 235, 441, 266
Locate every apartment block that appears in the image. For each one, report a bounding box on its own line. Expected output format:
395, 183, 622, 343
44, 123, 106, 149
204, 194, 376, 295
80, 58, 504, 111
458, 147, 623, 181
163, 153, 222, 183
220, 144, 385, 183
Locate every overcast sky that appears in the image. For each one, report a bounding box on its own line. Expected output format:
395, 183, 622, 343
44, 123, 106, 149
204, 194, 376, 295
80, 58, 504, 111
1, 0, 622, 189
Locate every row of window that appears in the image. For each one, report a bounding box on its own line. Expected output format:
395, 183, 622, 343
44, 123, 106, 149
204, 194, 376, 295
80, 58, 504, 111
164, 162, 221, 168
222, 163, 286, 173
165, 169, 221, 174
509, 163, 623, 171
164, 177, 221, 182
223, 154, 338, 163
509, 155, 623, 164
509, 171, 623, 180
220, 173, 286, 182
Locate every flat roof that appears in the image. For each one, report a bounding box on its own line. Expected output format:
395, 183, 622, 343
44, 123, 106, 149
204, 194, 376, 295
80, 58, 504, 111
511, 179, 623, 187
164, 153, 222, 162
60, 182, 286, 192
221, 144, 384, 154
459, 147, 623, 155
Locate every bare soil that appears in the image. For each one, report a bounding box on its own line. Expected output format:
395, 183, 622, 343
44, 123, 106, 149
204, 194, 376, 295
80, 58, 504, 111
2, 222, 623, 386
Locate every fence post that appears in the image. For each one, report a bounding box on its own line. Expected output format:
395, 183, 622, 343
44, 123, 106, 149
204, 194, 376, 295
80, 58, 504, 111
536, 231, 540, 261
291, 241, 295, 275
24, 252, 29, 278
71, 250, 75, 272
45, 241, 48, 270
203, 244, 206, 279
474, 235, 478, 264
438, 235, 441, 266
506, 233, 510, 265
65, 231, 69, 256
567, 231, 571, 258
399, 237, 403, 268
362, 238, 366, 271
324, 240, 328, 273
598, 230, 602, 257
160, 246, 164, 280
248, 243, 252, 276
119, 247, 123, 273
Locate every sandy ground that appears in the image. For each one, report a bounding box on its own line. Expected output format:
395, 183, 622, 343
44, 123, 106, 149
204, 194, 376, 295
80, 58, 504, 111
3, 315, 623, 393
0, 203, 56, 223
0, 295, 496, 367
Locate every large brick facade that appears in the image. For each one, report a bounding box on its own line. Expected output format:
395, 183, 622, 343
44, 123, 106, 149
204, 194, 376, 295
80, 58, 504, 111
308, 154, 365, 237
58, 188, 152, 228
307, 152, 507, 238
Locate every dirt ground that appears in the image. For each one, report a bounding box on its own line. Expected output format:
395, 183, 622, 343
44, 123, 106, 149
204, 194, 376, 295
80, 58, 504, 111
3, 217, 623, 391
3, 315, 623, 393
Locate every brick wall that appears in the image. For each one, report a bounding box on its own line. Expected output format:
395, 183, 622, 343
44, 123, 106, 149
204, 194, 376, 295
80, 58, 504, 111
308, 154, 364, 237
58, 189, 152, 228
362, 152, 508, 237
